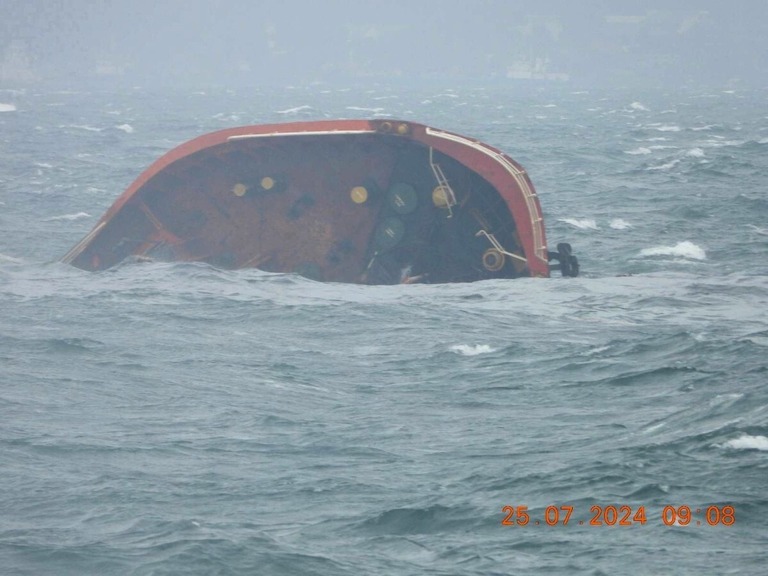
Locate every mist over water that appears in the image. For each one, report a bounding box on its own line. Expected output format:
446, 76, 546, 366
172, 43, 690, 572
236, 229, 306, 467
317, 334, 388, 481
3, 1, 768, 89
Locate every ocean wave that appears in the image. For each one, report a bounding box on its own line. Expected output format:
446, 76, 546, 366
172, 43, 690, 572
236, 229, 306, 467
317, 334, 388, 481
116, 123, 134, 133
639, 241, 706, 260
43, 212, 91, 222
720, 434, 768, 451
450, 344, 496, 356
276, 105, 312, 114
609, 219, 632, 230
0, 253, 23, 263
0, 102, 17, 112
346, 106, 385, 113
746, 224, 768, 236
629, 102, 649, 111
646, 159, 680, 171
59, 124, 103, 132
624, 147, 651, 155
558, 218, 598, 230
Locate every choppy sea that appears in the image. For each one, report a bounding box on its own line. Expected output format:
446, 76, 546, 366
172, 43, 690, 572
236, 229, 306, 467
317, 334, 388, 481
1, 84, 767, 575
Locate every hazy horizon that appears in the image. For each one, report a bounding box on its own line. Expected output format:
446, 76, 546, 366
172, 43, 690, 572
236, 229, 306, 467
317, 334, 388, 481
2, 1, 767, 90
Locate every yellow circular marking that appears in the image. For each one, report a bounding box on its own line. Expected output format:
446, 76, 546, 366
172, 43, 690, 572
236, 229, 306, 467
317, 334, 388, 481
396, 122, 410, 135
432, 186, 449, 207
260, 176, 275, 190
350, 186, 368, 204
482, 248, 505, 271
232, 183, 248, 197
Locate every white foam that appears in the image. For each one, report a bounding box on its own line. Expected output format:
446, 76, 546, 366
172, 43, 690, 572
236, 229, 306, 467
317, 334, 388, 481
646, 159, 680, 171
346, 106, 385, 113
686, 148, 705, 158
609, 219, 632, 230
758, 137, 768, 144
639, 241, 706, 260
0, 103, 16, 112
60, 124, 102, 132
450, 344, 496, 356
43, 212, 91, 221
276, 105, 312, 114
0, 253, 23, 263
558, 218, 598, 230
625, 147, 652, 155
721, 435, 768, 451
653, 124, 681, 132
116, 123, 134, 133
629, 102, 649, 111
746, 224, 768, 236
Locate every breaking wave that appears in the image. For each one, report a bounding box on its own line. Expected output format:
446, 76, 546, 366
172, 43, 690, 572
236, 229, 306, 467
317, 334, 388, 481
720, 435, 768, 451
449, 344, 496, 356
276, 105, 313, 114
646, 159, 681, 171
558, 218, 599, 230
43, 212, 91, 222
639, 241, 706, 260
609, 219, 632, 230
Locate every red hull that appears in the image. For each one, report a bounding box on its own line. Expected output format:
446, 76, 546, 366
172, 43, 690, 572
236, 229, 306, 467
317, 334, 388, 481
63, 119, 575, 283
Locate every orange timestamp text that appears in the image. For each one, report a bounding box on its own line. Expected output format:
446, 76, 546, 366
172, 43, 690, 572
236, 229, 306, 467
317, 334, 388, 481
501, 505, 735, 527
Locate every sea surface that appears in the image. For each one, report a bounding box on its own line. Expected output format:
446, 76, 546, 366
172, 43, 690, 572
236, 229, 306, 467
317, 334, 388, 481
1, 83, 767, 575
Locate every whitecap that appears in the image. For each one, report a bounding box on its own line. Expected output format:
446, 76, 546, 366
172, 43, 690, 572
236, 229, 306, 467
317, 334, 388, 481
757, 137, 768, 144
609, 219, 632, 230
686, 148, 705, 158
721, 435, 768, 451
653, 125, 681, 132
639, 241, 706, 260
625, 147, 652, 155
646, 159, 680, 171
0, 253, 23, 263
116, 123, 134, 133
558, 218, 598, 230
629, 102, 648, 111
276, 105, 312, 114
0, 103, 16, 112
450, 344, 496, 356
746, 224, 768, 236
60, 124, 103, 132
43, 212, 91, 222
346, 106, 385, 113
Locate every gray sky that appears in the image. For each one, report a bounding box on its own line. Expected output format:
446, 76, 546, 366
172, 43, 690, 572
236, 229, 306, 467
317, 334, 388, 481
2, 1, 767, 88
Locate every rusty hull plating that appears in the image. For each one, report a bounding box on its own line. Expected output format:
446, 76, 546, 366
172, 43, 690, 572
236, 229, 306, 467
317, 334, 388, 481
63, 119, 575, 283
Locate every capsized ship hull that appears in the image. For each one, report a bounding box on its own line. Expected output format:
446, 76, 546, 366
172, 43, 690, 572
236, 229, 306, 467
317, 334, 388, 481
62, 119, 578, 283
